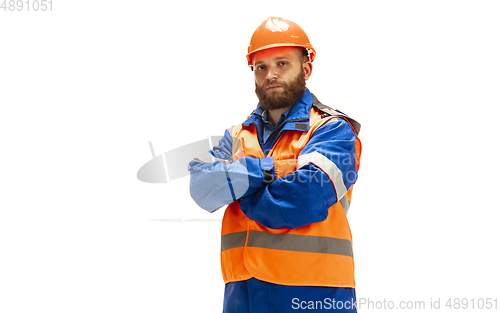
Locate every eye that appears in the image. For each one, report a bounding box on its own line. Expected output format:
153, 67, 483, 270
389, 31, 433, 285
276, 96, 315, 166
279, 61, 288, 66
257, 65, 266, 71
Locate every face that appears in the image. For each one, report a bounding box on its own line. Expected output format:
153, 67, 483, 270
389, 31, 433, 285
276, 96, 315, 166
253, 46, 313, 110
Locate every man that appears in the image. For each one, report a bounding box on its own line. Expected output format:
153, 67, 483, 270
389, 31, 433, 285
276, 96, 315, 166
188, 17, 362, 313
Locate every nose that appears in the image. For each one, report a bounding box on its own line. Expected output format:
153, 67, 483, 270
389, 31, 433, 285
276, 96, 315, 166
266, 65, 278, 81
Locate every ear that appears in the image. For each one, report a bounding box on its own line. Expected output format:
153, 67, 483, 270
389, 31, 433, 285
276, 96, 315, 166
302, 61, 313, 81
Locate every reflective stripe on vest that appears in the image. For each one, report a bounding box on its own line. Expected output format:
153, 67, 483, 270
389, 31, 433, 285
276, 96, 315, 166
221, 231, 353, 257
339, 195, 351, 214
297, 151, 348, 201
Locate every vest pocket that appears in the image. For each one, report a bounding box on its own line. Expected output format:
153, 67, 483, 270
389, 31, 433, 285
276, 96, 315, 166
273, 157, 298, 179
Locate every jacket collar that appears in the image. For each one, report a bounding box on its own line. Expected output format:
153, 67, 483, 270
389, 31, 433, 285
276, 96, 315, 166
242, 88, 313, 131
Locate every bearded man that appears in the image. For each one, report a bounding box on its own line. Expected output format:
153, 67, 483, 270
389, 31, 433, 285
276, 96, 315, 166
188, 17, 362, 313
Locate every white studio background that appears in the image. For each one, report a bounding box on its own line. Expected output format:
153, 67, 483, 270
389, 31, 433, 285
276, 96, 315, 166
1, 1, 499, 312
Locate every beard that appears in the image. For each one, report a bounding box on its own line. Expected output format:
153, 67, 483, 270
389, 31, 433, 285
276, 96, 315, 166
255, 69, 306, 111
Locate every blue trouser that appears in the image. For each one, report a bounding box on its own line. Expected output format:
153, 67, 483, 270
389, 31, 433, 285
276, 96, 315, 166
223, 278, 358, 312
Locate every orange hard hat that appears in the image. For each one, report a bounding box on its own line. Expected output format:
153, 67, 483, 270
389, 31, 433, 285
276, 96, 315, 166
247, 17, 316, 67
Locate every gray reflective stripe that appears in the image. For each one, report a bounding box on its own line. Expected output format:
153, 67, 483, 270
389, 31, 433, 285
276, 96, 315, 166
221, 231, 353, 257
339, 196, 351, 214
297, 151, 348, 200
247, 231, 353, 257
221, 231, 247, 252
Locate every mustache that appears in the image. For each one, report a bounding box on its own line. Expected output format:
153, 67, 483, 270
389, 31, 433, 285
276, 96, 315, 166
265, 78, 277, 86
261, 78, 282, 90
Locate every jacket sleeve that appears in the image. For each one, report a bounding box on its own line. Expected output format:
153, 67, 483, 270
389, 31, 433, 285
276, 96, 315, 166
188, 129, 275, 213
238, 118, 358, 229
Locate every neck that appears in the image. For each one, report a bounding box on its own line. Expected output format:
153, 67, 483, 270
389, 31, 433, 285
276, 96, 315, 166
267, 106, 291, 127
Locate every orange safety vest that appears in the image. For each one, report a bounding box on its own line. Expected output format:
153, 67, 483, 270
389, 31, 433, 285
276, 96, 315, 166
220, 96, 362, 288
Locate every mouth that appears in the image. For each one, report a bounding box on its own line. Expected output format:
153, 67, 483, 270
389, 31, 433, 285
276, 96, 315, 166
266, 85, 282, 91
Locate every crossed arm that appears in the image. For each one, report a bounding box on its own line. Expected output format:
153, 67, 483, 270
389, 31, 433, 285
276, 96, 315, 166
188, 118, 358, 229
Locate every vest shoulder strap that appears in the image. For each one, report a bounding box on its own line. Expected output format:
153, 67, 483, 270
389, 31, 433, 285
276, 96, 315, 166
311, 93, 361, 136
